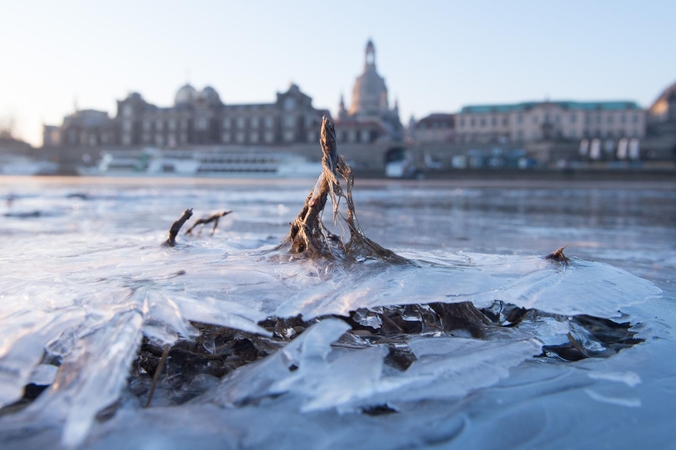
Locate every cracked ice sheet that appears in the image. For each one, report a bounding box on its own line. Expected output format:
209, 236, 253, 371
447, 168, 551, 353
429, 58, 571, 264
271, 252, 661, 320
198, 320, 541, 413
0, 182, 669, 448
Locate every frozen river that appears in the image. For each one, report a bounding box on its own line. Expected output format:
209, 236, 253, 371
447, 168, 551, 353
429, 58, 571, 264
1, 176, 675, 449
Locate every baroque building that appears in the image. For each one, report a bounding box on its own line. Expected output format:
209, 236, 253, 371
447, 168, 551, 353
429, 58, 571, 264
335, 40, 403, 143
43, 83, 330, 149
453, 101, 646, 145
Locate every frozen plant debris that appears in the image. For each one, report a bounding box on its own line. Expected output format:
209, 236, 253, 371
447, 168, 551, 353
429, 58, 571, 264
545, 245, 570, 263
281, 117, 407, 264
163, 208, 193, 247
185, 210, 232, 236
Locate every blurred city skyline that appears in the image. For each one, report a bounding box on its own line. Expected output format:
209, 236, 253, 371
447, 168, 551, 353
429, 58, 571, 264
1, 0, 675, 147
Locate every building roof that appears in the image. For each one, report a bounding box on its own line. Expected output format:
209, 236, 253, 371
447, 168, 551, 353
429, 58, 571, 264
460, 101, 641, 114
419, 113, 454, 123
649, 80, 676, 115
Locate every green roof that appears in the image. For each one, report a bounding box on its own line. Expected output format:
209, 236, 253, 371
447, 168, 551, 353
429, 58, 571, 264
460, 101, 641, 114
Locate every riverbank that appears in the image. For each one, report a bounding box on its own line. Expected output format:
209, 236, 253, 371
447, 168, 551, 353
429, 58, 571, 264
2, 171, 676, 192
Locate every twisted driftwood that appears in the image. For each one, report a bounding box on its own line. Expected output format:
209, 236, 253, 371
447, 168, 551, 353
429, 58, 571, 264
282, 117, 407, 264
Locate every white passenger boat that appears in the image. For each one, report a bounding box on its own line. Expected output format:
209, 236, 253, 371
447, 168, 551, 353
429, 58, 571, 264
80, 148, 322, 178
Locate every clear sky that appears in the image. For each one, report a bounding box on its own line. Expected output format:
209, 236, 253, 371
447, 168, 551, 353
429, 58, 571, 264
1, 0, 675, 146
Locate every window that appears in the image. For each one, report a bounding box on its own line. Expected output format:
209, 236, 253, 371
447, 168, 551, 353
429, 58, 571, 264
264, 116, 274, 129
143, 120, 151, 131
250, 132, 259, 143
264, 131, 274, 143
348, 130, 357, 143
284, 116, 295, 128
168, 120, 176, 131
633, 114, 639, 123
532, 116, 538, 124
480, 118, 486, 127
502, 117, 508, 126
196, 117, 208, 130
491, 117, 497, 126
155, 119, 163, 130
459, 118, 465, 127
236, 117, 246, 129
306, 131, 316, 142
236, 131, 245, 143
620, 115, 626, 124
283, 130, 294, 142
222, 132, 231, 143
517, 115, 523, 124
283, 97, 296, 111
608, 115, 614, 124
470, 118, 475, 127
361, 130, 370, 143
123, 121, 132, 132
570, 114, 577, 123
251, 116, 260, 128
223, 119, 231, 130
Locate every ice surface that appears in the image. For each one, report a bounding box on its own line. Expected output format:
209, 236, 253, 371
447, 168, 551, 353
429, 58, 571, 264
0, 179, 673, 448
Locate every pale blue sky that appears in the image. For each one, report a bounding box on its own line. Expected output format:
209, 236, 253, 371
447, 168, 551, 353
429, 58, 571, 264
1, 0, 674, 146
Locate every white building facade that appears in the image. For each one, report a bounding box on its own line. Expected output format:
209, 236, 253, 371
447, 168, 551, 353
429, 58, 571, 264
455, 101, 646, 144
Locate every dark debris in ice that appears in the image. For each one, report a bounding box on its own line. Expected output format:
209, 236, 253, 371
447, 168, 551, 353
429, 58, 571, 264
103, 300, 643, 412
185, 210, 232, 236
162, 208, 193, 247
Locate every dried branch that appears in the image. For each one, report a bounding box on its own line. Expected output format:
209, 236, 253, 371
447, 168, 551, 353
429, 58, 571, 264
185, 211, 232, 236
282, 117, 407, 264
163, 208, 193, 247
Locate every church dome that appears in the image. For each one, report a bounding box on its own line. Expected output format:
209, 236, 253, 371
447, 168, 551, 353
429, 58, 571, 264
175, 83, 197, 105
349, 40, 389, 117
198, 86, 222, 105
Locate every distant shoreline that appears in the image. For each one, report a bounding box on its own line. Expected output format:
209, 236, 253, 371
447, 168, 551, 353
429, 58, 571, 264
1, 170, 675, 191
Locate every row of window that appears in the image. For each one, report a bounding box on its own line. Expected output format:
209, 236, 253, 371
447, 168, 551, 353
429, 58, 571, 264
457, 113, 642, 128
137, 115, 321, 133
455, 127, 642, 143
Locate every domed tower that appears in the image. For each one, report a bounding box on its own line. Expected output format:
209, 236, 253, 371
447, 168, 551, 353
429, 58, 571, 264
175, 83, 197, 106
349, 40, 389, 118
198, 86, 222, 106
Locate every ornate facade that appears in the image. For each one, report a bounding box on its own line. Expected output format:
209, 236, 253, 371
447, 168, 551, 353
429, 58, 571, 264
44, 83, 330, 149
336, 40, 403, 143
454, 101, 646, 144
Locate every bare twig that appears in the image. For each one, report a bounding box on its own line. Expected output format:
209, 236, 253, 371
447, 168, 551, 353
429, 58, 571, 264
185, 211, 232, 236
145, 344, 170, 408
163, 208, 193, 247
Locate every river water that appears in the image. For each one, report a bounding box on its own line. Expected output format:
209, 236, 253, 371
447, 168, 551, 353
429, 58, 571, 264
0, 176, 675, 449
